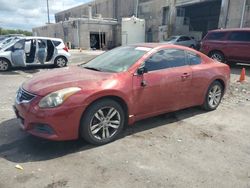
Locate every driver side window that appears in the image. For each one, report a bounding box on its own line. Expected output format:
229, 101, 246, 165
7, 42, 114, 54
145, 49, 187, 71
13, 41, 24, 50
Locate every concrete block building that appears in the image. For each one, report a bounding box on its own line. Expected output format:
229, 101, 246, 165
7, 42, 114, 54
33, 0, 250, 49
139, 0, 250, 42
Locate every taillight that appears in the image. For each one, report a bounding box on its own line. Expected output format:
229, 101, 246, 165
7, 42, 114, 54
63, 46, 68, 52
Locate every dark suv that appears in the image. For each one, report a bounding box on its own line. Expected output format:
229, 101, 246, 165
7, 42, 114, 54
200, 28, 250, 64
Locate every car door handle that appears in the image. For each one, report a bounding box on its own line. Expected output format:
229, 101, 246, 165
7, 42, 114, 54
181, 73, 190, 77
181, 73, 191, 80
141, 80, 147, 87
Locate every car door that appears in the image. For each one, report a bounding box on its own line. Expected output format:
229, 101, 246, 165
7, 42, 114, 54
37, 39, 47, 64
45, 40, 56, 62
132, 49, 193, 118
186, 51, 207, 106
11, 39, 26, 67
226, 31, 250, 61
51, 40, 59, 56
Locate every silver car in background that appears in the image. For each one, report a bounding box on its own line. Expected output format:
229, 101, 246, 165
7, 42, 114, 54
0, 37, 70, 71
162, 35, 198, 49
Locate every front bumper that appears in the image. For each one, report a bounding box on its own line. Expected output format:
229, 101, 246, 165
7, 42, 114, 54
13, 97, 86, 141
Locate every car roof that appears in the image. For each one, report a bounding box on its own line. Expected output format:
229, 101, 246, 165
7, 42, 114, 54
25, 36, 63, 41
130, 43, 165, 48
209, 28, 250, 32
130, 43, 198, 52
132, 43, 209, 57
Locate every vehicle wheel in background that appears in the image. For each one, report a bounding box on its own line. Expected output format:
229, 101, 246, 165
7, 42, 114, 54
54, 56, 67, 68
209, 51, 225, 63
0, 58, 11, 71
80, 99, 125, 145
202, 81, 224, 111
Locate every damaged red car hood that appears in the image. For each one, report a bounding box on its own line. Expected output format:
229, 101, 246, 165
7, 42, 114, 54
22, 66, 114, 96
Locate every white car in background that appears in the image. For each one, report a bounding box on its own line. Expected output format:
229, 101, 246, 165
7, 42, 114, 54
162, 35, 198, 49
0, 37, 70, 71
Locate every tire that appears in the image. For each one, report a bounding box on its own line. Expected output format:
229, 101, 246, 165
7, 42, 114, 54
0, 58, 11, 71
54, 56, 67, 68
80, 99, 125, 145
209, 51, 225, 63
202, 81, 224, 111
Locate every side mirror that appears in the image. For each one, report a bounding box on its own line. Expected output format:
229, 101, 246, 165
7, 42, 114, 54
137, 67, 148, 75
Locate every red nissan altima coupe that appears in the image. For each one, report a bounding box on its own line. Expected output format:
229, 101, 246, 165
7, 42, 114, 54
13, 44, 230, 145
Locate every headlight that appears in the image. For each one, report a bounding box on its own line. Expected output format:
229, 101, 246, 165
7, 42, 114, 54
39, 87, 81, 108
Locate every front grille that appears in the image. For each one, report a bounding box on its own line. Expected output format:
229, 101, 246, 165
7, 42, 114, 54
16, 88, 36, 104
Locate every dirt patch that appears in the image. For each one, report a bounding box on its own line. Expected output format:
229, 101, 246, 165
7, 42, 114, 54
45, 179, 68, 188
15, 174, 36, 183
222, 79, 250, 107
199, 131, 213, 138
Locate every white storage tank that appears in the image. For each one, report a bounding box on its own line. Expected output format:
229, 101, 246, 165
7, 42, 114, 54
122, 16, 145, 46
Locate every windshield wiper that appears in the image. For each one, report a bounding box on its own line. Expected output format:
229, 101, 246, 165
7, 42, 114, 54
83, 66, 102, 72
82, 66, 117, 73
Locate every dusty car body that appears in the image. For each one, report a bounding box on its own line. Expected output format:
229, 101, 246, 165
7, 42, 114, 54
0, 37, 70, 71
13, 44, 230, 145
162, 35, 198, 49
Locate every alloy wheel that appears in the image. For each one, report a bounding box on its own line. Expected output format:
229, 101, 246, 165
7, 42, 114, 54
90, 107, 121, 140
211, 53, 223, 62
208, 84, 222, 108
0, 60, 9, 71
56, 57, 66, 67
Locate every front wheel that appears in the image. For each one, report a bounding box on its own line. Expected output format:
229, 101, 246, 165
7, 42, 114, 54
0, 58, 11, 71
202, 81, 224, 111
80, 99, 125, 145
54, 56, 67, 68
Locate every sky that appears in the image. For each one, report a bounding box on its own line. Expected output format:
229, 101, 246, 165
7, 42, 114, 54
0, 0, 91, 31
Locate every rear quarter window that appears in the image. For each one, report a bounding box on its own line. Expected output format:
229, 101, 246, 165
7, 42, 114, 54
52, 40, 62, 47
205, 32, 227, 40
187, 51, 201, 65
228, 31, 250, 42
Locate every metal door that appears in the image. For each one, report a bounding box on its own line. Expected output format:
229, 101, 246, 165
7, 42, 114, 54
11, 39, 26, 67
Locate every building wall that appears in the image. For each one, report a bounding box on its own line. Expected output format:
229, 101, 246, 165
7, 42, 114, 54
138, 0, 170, 42
115, 0, 137, 19
219, 0, 250, 28
33, 20, 117, 49
138, 0, 250, 41
55, 0, 114, 22
55, 0, 137, 22
34, 0, 250, 48
78, 21, 116, 48
225, 0, 245, 28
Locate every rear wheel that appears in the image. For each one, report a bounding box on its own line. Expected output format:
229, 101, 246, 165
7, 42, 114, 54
80, 99, 125, 145
0, 58, 11, 71
209, 51, 225, 63
54, 56, 67, 68
202, 81, 224, 111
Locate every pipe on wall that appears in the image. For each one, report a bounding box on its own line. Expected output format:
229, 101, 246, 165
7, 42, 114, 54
240, 0, 247, 28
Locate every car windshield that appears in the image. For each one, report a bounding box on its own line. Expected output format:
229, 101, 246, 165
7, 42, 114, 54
0, 38, 19, 50
82, 46, 151, 73
165, 36, 178, 42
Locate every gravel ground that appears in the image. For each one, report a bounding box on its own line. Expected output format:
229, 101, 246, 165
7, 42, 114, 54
0, 52, 249, 188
